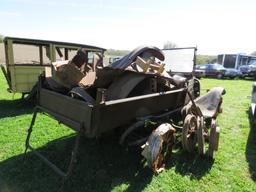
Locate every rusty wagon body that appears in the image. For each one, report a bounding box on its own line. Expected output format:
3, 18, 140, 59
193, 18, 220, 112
24, 45, 224, 179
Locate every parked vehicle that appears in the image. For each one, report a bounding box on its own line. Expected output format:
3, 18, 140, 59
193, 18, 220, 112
239, 61, 256, 79
218, 53, 256, 69
224, 67, 242, 79
194, 68, 205, 79
196, 64, 241, 79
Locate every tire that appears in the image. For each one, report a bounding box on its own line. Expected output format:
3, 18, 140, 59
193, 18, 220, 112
214, 127, 220, 151
197, 116, 205, 155
208, 119, 217, 159
182, 114, 197, 153
217, 74, 223, 79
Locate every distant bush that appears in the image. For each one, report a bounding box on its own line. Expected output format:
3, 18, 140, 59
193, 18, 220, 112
105, 49, 130, 56
163, 41, 177, 49
196, 55, 217, 64
0, 35, 3, 43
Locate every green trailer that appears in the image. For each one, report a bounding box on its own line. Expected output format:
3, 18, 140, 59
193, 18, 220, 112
1, 37, 105, 97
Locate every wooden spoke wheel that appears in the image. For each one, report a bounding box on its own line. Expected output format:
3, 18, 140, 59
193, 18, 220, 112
197, 116, 205, 155
214, 127, 220, 151
208, 119, 220, 158
182, 114, 197, 153
208, 119, 216, 158
152, 129, 175, 173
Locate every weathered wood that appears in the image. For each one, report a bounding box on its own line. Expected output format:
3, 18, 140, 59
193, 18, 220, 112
49, 44, 56, 61
6, 39, 14, 65
64, 48, 69, 60
39, 45, 43, 65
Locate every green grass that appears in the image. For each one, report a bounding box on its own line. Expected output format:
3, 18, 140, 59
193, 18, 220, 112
0, 72, 256, 192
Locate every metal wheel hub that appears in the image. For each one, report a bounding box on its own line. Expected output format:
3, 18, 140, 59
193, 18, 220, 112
141, 123, 176, 173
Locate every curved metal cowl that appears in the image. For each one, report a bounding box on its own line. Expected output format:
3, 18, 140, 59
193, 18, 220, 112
110, 46, 165, 69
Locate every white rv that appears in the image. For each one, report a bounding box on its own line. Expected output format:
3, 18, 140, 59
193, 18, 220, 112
217, 54, 256, 69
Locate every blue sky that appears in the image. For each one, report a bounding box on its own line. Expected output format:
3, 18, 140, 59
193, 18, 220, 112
1, 0, 256, 54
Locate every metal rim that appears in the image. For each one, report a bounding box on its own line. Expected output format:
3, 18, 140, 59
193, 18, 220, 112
182, 114, 197, 153
197, 116, 205, 155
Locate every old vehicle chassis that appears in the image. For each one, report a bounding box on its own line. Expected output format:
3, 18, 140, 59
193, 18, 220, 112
23, 46, 224, 183
24, 73, 188, 177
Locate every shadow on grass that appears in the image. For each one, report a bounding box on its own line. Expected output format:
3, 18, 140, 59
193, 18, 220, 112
246, 108, 256, 181
0, 133, 153, 192
166, 145, 214, 180
0, 135, 214, 192
0, 99, 33, 118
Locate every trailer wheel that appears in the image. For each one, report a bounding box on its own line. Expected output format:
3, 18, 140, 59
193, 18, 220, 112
197, 116, 205, 155
151, 127, 175, 173
214, 126, 220, 151
208, 119, 217, 158
119, 121, 146, 146
141, 123, 175, 173
182, 114, 197, 152
208, 118, 220, 158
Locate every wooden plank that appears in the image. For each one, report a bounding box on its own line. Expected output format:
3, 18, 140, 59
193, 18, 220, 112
39, 45, 43, 65
7, 39, 14, 65
64, 48, 69, 60
49, 44, 56, 62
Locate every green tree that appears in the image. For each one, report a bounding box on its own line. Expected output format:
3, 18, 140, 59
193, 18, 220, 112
163, 41, 177, 49
0, 34, 3, 43
105, 49, 130, 56
196, 55, 217, 64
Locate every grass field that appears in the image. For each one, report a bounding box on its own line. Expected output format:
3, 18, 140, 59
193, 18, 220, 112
0, 71, 256, 192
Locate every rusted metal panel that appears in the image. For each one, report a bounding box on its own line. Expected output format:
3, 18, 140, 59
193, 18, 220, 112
39, 86, 186, 137
92, 88, 186, 136
39, 88, 93, 135
110, 46, 165, 69
105, 72, 146, 100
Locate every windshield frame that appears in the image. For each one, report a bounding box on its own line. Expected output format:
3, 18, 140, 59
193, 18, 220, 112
162, 47, 197, 74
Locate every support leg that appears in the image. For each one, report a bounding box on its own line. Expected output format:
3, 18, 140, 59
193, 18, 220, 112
66, 131, 81, 177
23, 107, 83, 191
21, 93, 25, 99
23, 108, 38, 160
59, 131, 81, 191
